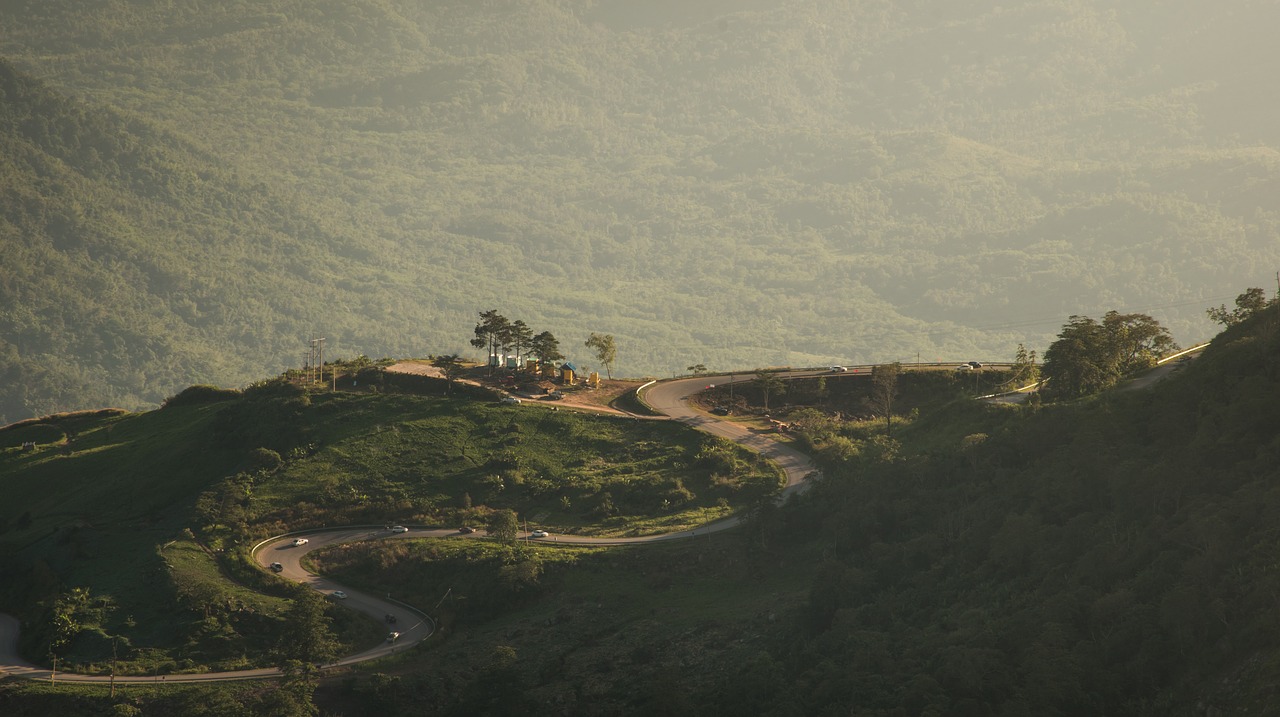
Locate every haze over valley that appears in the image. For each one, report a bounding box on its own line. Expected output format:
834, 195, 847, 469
8, 4, 1280, 713
2, 0, 1277, 418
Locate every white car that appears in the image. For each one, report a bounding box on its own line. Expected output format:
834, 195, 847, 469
501, 396, 521, 405
386, 631, 400, 642
530, 529, 549, 538
331, 591, 348, 599
389, 525, 409, 533
829, 366, 848, 373
292, 538, 309, 546
955, 364, 973, 371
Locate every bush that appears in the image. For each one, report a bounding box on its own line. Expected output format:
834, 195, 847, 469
162, 385, 241, 409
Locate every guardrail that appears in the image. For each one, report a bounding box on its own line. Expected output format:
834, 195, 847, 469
633, 379, 658, 413
1155, 342, 1210, 365
248, 524, 392, 559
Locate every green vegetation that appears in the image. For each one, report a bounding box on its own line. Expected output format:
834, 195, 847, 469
6, 304, 1280, 714
1041, 311, 1177, 399
0, 680, 325, 717
3, 1, 1280, 422
242, 390, 778, 536
287, 300, 1280, 715
0, 380, 774, 676
1207, 287, 1277, 328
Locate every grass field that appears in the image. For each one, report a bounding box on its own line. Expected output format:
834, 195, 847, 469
250, 391, 780, 535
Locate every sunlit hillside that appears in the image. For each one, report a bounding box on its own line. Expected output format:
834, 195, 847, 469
2, 0, 1279, 421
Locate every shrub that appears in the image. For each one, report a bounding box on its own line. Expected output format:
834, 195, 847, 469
162, 384, 241, 409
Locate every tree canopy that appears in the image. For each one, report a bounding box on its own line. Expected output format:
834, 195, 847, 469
1042, 312, 1176, 399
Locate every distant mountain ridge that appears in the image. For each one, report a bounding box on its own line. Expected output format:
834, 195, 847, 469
2, 1, 1279, 421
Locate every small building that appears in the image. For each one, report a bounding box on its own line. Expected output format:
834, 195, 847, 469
560, 361, 579, 385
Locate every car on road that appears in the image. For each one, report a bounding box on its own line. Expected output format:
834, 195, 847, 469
711, 406, 731, 416
501, 396, 521, 405
530, 529, 549, 538
967, 361, 983, 369
269, 562, 284, 573
829, 365, 848, 373
389, 525, 409, 533
386, 631, 400, 642
955, 364, 973, 371
292, 538, 309, 546
459, 526, 475, 534
331, 591, 348, 599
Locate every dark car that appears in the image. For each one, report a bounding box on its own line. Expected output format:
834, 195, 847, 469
967, 361, 983, 369
459, 526, 475, 534
269, 562, 284, 573
711, 406, 731, 416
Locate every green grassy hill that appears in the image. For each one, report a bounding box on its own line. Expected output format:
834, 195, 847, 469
3, 308, 1280, 713
0, 377, 775, 675
2, 1, 1280, 421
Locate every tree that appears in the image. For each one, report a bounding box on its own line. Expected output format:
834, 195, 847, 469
687, 364, 708, 375
1102, 310, 1177, 373
276, 589, 339, 665
1207, 288, 1272, 327
487, 509, 519, 546
508, 320, 533, 367
1041, 315, 1114, 399
499, 551, 544, 590
270, 660, 320, 717
431, 353, 466, 395
528, 331, 563, 373
1011, 343, 1039, 386
469, 310, 510, 372
1041, 312, 1174, 399
864, 362, 900, 432
585, 333, 617, 379
753, 370, 786, 411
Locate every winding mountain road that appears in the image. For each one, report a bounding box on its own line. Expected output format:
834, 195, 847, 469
0, 372, 820, 683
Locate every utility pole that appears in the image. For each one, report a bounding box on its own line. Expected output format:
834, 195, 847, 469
308, 337, 326, 385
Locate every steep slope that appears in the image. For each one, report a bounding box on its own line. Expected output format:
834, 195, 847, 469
766, 304, 1280, 714
0, 61, 446, 422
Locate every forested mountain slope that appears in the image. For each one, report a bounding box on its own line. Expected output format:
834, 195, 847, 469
763, 304, 1280, 714
3, 0, 1279, 421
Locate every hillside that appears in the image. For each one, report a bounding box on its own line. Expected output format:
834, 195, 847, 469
4, 306, 1279, 713
1, 0, 1279, 421
0, 378, 774, 675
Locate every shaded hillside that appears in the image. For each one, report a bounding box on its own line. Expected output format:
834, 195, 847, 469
2, 1, 1280, 420
756, 304, 1280, 714
0, 379, 772, 673
3, 309, 1280, 713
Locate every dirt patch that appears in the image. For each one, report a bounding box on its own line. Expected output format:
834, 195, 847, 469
384, 361, 445, 379
384, 362, 647, 416
514, 378, 645, 415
